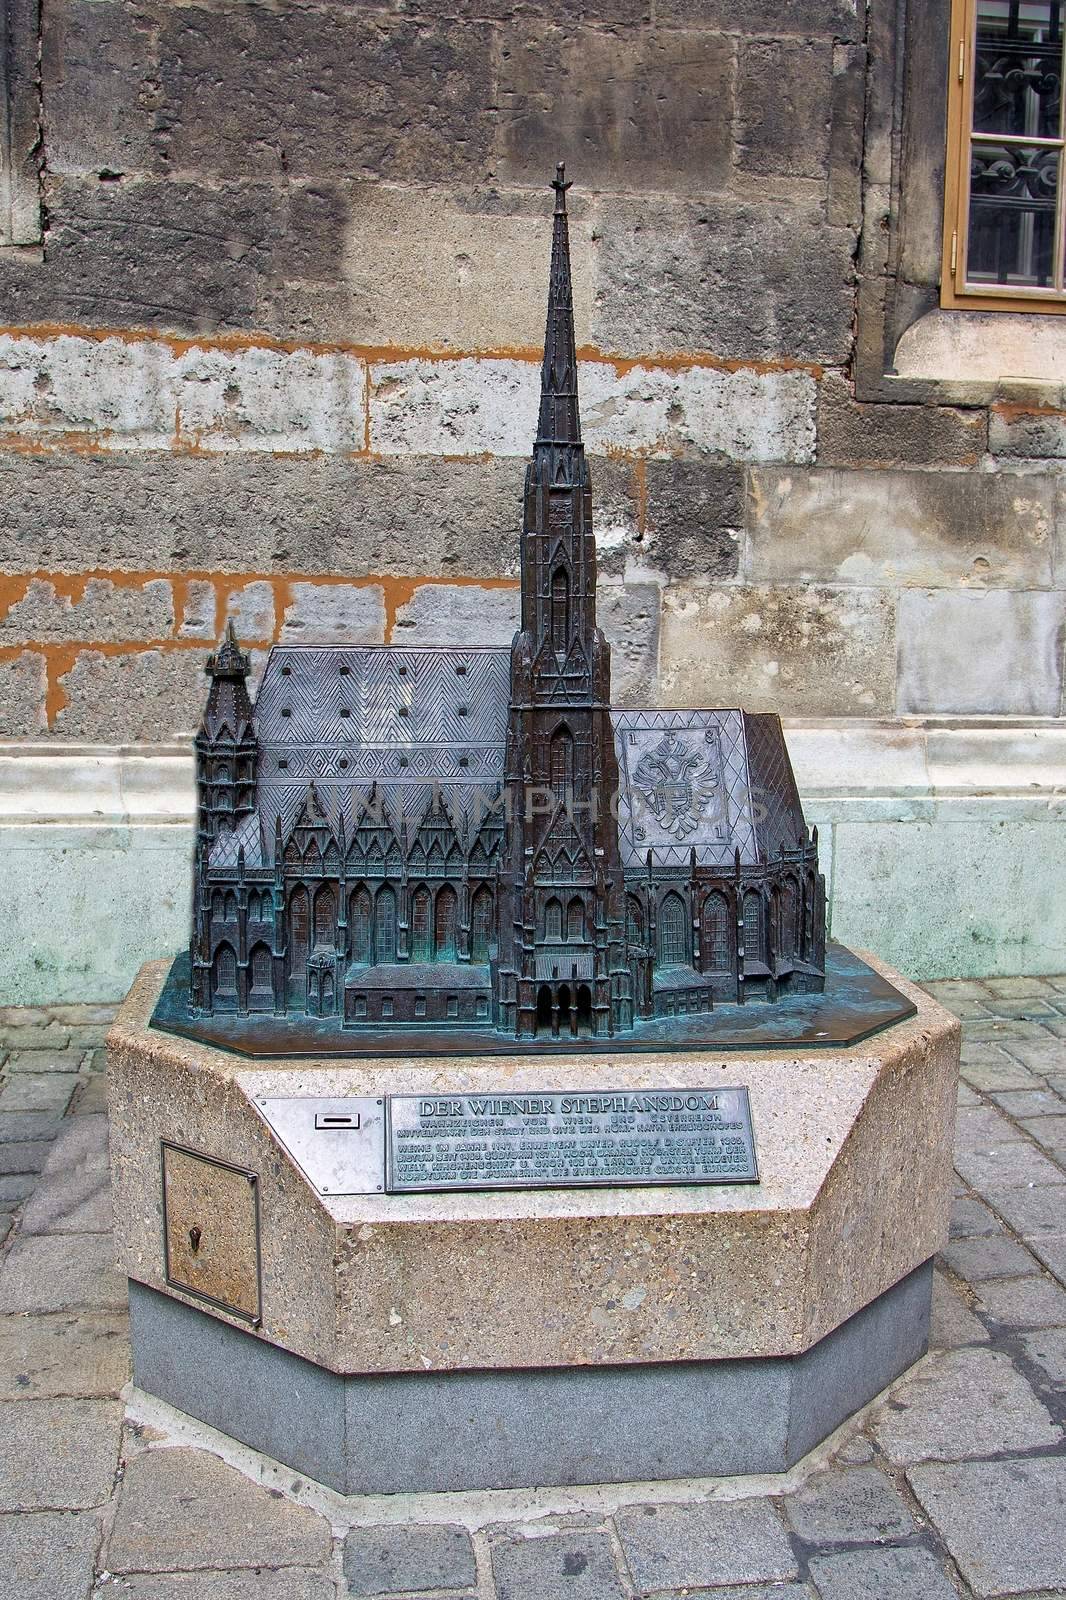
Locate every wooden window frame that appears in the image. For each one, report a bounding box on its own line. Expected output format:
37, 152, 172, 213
943, 0, 1066, 312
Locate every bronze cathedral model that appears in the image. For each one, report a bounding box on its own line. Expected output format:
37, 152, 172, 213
184, 167, 827, 1045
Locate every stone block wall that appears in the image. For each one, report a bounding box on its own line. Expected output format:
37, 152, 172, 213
0, 0, 1064, 994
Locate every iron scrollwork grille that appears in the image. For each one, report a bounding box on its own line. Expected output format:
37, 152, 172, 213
946, 0, 1066, 305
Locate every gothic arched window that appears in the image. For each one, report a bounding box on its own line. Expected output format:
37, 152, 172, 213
701, 891, 731, 972
567, 896, 585, 941
434, 884, 458, 960
288, 887, 309, 974
375, 886, 397, 964
411, 886, 433, 962
550, 725, 573, 796
626, 894, 644, 946
781, 878, 799, 956
213, 942, 237, 996
349, 887, 372, 964
658, 892, 687, 966
743, 892, 762, 963
550, 567, 570, 657
471, 885, 494, 963
544, 897, 563, 941
249, 942, 272, 997
314, 885, 336, 948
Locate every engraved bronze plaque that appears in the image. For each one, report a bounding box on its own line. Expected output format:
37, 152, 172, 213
161, 1143, 261, 1324
386, 1087, 758, 1194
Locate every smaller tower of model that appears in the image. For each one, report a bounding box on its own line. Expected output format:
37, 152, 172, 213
190, 624, 258, 1011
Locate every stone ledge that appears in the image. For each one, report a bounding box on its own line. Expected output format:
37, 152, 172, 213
0, 727, 1062, 1001
894, 309, 1066, 390
2, 719, 1064, 826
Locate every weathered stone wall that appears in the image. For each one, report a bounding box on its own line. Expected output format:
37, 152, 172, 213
0, 0, 1060, 737
0, 0, 1064, 991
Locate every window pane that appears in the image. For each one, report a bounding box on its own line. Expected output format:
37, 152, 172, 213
974, 1, 1063, 138
967, 140, 1059, 285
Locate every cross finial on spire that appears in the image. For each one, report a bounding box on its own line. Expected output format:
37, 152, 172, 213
552, 160, 571, 215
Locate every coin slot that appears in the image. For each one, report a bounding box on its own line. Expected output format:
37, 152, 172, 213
314, 1112, 361, 1130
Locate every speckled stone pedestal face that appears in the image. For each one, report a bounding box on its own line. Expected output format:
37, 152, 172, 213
109, 957, 959, 1494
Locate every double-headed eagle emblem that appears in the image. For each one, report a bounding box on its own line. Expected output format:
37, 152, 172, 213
632, 731, 721, 842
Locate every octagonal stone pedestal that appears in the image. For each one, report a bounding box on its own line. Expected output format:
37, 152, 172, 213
108, 957, 959, 1496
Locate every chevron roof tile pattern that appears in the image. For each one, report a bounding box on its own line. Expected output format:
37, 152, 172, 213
247, 646, 798, 872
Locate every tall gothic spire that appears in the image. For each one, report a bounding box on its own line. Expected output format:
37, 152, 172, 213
536, 162, 581, 453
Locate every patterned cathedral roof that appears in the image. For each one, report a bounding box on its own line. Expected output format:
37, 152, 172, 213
208, 644, 808, 873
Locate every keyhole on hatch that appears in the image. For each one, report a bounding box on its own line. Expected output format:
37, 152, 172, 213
188, 1226, 202, 1254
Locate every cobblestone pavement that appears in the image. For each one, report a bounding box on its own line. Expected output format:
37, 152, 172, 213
1, 980, 1066, 1599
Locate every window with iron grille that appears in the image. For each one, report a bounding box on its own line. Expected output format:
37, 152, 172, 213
945, 0, 1066, 307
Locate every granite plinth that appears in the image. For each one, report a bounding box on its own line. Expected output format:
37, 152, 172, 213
109, 954, 958, 1491
129, 1262, 933, 1495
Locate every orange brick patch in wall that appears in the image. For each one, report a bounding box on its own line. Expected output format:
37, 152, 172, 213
0, 326, 820, 466
0, 320, 824, 378
0, 570, 523, 727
